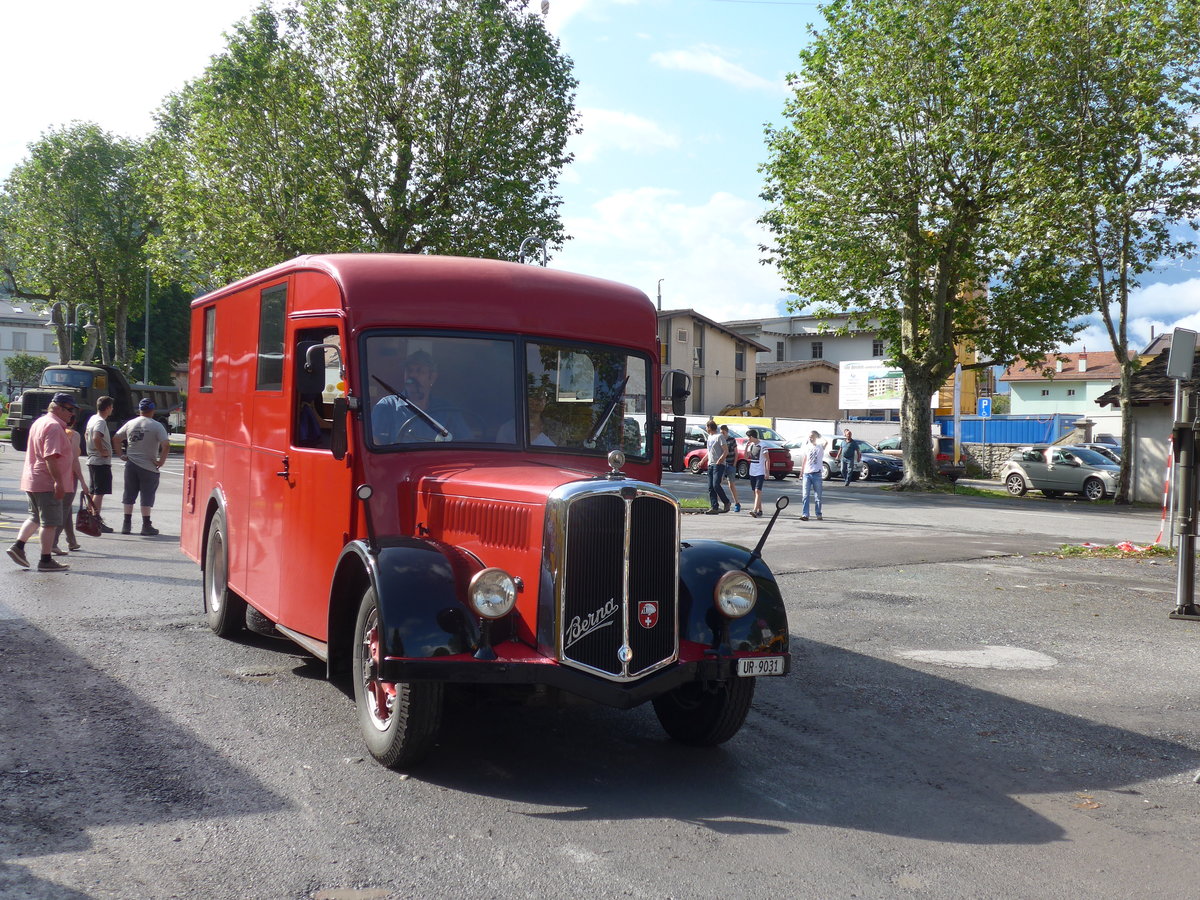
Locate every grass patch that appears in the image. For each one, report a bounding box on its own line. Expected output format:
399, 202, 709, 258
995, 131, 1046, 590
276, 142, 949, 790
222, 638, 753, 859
679, 497, 711, 509
1043, 543, 1175, 559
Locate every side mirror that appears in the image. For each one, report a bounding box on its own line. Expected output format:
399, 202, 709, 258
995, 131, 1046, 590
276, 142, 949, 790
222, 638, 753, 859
661, 369, 691, 416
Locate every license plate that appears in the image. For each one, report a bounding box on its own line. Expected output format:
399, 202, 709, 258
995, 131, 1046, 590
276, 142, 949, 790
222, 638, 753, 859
737, 656, 785, 677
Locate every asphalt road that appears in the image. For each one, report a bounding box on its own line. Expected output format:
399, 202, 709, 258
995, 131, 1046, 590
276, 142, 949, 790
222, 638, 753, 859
1, 447, 1196, 899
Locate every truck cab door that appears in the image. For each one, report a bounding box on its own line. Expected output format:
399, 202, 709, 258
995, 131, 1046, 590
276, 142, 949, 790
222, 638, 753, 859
277, 325, 354, 643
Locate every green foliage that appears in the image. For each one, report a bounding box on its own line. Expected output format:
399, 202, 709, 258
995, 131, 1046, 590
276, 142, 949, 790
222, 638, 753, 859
145, 0, 579, 289
4, 351, 49, 387
1019, 0, 1200, 503
0, 123, 151, 366
760, 0, 1197, 483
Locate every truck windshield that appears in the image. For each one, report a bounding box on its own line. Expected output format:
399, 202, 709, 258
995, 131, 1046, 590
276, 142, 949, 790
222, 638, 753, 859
41, 369, 93, 389
362, 333, 651, 457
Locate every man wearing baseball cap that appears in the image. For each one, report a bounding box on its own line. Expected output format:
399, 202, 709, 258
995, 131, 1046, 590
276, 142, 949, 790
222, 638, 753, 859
113, 398, 171, 536
8, 393, 76, 571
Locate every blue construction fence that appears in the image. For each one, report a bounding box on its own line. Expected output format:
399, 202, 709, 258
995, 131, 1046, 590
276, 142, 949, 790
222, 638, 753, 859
935, 414, 1078, 445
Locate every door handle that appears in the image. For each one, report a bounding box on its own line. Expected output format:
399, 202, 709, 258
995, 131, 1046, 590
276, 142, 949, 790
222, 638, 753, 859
276, 455, 290, 478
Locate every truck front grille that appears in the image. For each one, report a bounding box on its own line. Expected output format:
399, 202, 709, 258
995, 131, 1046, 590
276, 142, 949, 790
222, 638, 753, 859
557, 485, 679, 680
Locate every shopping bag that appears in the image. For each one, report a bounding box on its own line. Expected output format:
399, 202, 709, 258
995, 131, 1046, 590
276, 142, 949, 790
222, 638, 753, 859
76, 493, 102, 538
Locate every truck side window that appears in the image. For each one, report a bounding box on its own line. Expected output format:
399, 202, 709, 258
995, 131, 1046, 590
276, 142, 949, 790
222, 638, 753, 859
257, 283, 287, 391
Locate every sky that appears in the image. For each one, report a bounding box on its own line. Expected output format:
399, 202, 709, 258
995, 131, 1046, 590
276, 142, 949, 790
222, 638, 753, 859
3, 0, 1198, 354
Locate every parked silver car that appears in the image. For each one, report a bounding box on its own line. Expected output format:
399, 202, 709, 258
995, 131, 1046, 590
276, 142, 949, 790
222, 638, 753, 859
999, 446, 1119, 501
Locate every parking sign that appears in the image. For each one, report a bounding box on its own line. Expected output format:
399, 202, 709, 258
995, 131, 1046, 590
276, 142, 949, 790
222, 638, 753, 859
977, 397, 992, 418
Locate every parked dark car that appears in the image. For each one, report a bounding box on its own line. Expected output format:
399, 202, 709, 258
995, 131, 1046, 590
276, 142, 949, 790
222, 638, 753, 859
822, 437, 904, 482
875, 434, 965, 481
1076, 442, 1121, 463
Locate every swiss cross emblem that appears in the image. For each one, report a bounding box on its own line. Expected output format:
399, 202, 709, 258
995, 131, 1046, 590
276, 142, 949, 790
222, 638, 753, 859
638, 601, 658, 629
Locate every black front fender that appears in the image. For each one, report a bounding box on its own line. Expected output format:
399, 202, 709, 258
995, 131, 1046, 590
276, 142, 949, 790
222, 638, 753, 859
679, 540, 790, 654
339, 538, 483, 660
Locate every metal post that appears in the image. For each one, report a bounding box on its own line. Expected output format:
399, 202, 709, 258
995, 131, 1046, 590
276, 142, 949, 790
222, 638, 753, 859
1172, 388, 1199, 620
144, 269, 151, 384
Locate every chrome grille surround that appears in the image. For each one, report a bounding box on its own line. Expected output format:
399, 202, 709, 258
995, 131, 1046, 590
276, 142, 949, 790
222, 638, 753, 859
543, 480, 680, 682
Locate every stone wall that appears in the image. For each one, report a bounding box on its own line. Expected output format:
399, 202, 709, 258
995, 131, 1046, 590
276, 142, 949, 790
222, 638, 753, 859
961, 443, 1022, 479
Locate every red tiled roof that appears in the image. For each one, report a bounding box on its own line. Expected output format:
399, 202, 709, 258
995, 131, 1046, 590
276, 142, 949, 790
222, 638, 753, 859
1001, 350, 1129, 382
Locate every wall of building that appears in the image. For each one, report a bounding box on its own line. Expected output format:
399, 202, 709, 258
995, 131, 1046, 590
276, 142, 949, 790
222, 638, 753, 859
1010, 379, 1117, 415
764, 369, 840, 420
660, 312, 755, 415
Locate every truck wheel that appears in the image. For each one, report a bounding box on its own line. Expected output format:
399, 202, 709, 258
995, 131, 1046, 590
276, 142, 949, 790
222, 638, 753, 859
652, 677, 755, 746
736, 460, 749, 479
204, 512, 245, 637
353, 586, 443, 768
10, 430, 27, 452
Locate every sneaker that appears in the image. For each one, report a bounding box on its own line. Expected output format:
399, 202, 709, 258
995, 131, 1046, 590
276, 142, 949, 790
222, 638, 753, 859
722, 502, 731, 513
37, 558, 69, 573
51, 547, 68, 557
704, 508, 721, 515
68, 543, 82, 551
800, 515, 809, 521
140, 525, 160, 537
7, 545, 29, 569
734, 503, 741, 512
121, 522, 132, 535
98, 521, 114, 534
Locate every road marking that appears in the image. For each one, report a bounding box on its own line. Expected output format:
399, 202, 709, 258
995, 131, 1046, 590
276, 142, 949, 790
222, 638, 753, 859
895, 645, 1058, 670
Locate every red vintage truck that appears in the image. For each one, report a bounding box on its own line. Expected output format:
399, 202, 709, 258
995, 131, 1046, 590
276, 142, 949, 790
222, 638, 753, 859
181, 254, 790, 767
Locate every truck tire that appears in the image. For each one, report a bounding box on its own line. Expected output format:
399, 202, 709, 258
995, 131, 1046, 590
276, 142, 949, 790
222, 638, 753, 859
10, 430, 27, 452
652, 676, 755, 746
204, 512, 246, 637
353, 585, 443, 768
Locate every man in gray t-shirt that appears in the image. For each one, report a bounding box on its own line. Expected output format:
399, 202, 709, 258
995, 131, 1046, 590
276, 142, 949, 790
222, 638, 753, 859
113, 399, 171, 536
84, 396, 116, 530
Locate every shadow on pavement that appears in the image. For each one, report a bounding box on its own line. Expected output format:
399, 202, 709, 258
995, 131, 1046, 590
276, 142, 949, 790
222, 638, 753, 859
413, 637, 1196, 847
0, 618, 287, 897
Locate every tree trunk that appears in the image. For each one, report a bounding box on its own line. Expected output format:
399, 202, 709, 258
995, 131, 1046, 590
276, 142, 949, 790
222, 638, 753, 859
899, 373, 939, 487
1115, 360, 1135, 505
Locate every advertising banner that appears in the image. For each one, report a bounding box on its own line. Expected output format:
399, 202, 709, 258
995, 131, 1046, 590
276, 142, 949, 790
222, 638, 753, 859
838, 360, 937, 411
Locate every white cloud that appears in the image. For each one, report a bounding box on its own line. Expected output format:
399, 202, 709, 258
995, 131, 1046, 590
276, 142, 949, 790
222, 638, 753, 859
570, 107, 680, 165
1062, 277, 1200, 352
553, 187, 787, 321
650, 45, 785, 93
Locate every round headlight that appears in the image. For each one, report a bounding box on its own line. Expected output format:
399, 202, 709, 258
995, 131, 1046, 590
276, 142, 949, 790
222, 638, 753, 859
469, 568, 517, 619
714, 570, 757, 619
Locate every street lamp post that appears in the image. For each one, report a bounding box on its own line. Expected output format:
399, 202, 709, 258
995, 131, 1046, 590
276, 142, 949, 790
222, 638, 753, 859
48, 302, 97, 363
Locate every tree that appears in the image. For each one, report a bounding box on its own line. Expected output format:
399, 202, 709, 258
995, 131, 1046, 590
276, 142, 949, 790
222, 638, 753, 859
4, 352, 49, 388
761, 0, 1093, 486
0, 123, 152, 367
145, 0, 579, 289
1027, 0, 1200, 504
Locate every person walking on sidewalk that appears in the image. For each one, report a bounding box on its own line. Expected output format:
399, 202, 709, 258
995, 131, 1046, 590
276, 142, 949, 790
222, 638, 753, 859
51, 415, 88, 554
85, 395, 116, 532
113, 398, 171, 536
719, 423, 742, 512
746, 429, 766, 517
840, 428, 864, 487
7, 393, 76, 572
800, 430, 826, 521
704, 419, 730, 514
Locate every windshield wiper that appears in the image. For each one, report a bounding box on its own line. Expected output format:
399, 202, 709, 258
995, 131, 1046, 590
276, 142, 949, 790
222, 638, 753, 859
371, 375, 450, 439
583, 375, 630, 448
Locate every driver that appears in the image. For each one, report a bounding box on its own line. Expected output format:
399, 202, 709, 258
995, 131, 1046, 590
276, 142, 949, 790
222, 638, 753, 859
371, 349, 470, 444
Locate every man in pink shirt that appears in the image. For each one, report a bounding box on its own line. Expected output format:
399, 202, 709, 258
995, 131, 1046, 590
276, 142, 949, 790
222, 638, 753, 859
8, 393, 76, 572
